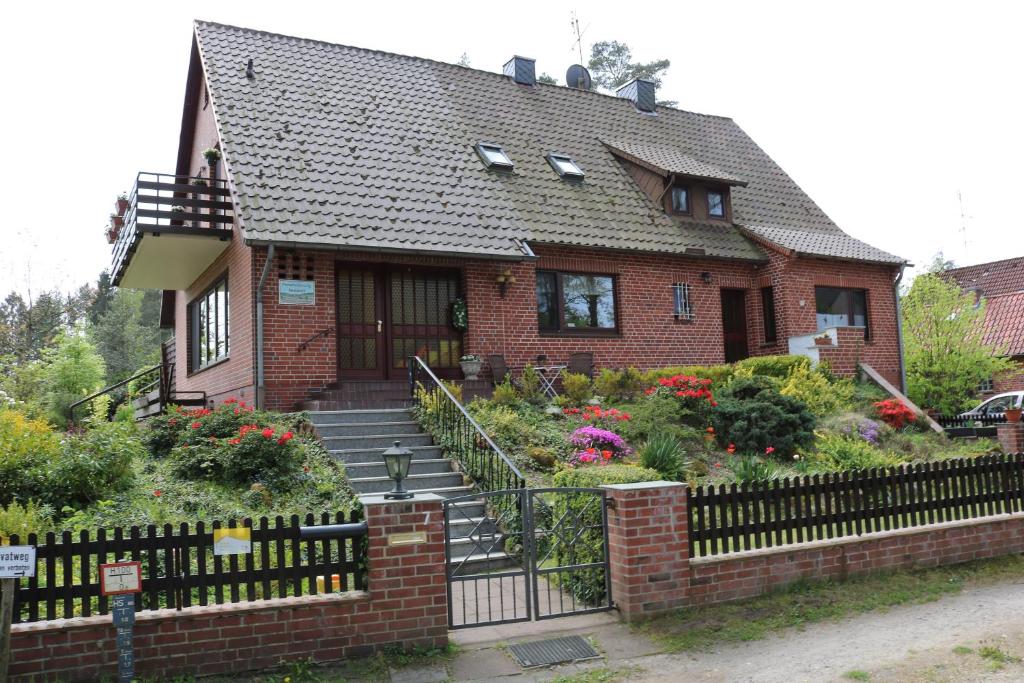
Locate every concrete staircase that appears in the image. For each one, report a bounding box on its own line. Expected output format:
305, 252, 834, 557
302, 381, 412, 411
310, 408, 513, 568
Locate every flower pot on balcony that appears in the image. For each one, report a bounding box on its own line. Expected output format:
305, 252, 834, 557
105, 226, 119, 245
114, 198, 129, 216
1006, 408, 1022, 423
460, 358, 482, 381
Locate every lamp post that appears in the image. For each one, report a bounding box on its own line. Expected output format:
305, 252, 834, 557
382, 440, 414, 500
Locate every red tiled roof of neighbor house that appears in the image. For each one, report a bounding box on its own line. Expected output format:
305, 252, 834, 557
982, 290, 1024, 357
191, 20, 904, 265
943, 256, 1024, 297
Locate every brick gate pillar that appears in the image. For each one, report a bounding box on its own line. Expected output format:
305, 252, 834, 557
601, 481, 689, 622
997, 422, 1024, 453
359, 493, 448, 649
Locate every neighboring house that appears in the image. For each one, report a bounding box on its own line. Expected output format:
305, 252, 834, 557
942, 256, 1024, 396
107, 21, 908, 411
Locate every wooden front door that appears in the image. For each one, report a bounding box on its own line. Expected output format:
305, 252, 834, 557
336, 264, 463, 381
336, 265, 387, 379
720, 289, 750, 363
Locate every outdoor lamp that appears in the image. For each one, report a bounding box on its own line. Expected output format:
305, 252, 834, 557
495, 268, 516, 297
382, 440, 414, 500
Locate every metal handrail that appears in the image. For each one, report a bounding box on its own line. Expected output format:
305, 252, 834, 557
409, 355, 526, 491
68, 364, 162, 423
298, 326, 334, 352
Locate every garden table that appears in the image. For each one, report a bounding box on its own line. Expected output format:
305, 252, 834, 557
535, 365, 567, 398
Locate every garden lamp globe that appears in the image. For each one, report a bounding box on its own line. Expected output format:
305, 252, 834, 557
382, 440, 414, 500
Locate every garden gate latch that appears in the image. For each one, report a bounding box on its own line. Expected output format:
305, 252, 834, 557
604, 498, 616, 510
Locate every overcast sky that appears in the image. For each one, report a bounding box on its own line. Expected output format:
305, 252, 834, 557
3, 0, 1021, 297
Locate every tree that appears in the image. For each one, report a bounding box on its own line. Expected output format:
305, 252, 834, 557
43, 330, 106, 425
88, 270, 115, 326
90, 289, 161, 383
588, 40, 670, 90
925, 251, 957, 273
537, 73, 557, 85
901, 274, 1014, 414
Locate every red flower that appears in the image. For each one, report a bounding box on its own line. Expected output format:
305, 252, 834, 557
765, 446, 775, 455
727, 443, 736, 454
706, 426, 715, 434
153, 490, 162, 497
302, 465, 310, 473
277, 431, 294, 445
262, 428, 274, 439
224, 398, 238, 404
601, 450, 612, 460
713, 462, 722, 469
228, 438, 240, 445
710, 401, 718, 408
168, 418, 177, 426
191, 421, 201, 430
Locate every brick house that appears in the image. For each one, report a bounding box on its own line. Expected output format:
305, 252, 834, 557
107, 21, 907, 411
942, 256, 1024, 396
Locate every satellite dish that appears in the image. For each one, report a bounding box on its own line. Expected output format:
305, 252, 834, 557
565, 64, 592, 90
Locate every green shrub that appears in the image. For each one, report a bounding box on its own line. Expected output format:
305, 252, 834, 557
0, 501, 53, 539
551, 464, 662, 606
851, 380, 889, 411
815, 433, 900, 471
491, 379, 519, 406
42, 422, 140, 509
712, 378, 816, 457
518, 365, 547, 405
731, 455, 781, 483
141, 409, 188, 457
780, 364, 855, 417
560, 371, 593, 406
171, 424, 300, 485
642, 364, 735, 389
0, 408, 60, 505
733, 355, 810, 380
468, 402, 568, 471
593, 367, 644, 403
638, 434, 687, 481
615, 396, 702, 446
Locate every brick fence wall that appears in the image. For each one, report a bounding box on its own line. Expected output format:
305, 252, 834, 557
9, 494, 447, 682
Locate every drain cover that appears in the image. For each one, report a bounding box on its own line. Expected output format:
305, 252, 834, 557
508, 635, 600, 668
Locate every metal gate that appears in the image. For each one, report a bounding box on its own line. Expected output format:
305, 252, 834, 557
443, 488, 613, 629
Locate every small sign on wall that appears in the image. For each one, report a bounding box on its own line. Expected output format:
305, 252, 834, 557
100, 561, 142, 596
279, 279, 315, 305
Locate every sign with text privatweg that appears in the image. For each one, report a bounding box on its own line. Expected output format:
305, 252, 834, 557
279, 279, 315, 305
0, 546, 35, 578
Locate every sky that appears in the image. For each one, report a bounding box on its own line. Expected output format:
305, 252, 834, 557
2, 0, 1022, 297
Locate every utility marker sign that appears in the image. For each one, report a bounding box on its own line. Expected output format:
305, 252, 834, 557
213, 527, 252, 556
0, 546, 35, 578
100, 561, 142, 596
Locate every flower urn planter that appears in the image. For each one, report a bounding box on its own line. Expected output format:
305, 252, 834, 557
1006, 408, 1022, 423
814, 336, 831, 347
460, 359, 482, 381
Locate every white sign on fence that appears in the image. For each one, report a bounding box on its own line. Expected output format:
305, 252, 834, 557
0, 547, 35, 578
100, 562, 142, 596
213, 527, 252, 556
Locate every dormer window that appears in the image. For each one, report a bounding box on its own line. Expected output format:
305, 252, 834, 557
670, 186, 690, 214
547, 153, 584, 180
707, 190, 725, 218
476, 143, 513, 170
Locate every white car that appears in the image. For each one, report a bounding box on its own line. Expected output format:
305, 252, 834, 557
959, 391, 1024, 419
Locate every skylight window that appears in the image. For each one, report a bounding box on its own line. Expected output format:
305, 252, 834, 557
547, 153, 585, 179
476, 143, 513, 170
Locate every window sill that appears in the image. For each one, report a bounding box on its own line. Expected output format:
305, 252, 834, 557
187, 355, 230, 377
538, 330, 621, 339
760, 342, 779, 348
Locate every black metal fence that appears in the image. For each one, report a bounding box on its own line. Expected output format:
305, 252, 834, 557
10, 511, 366, 624
934, 414, 1005, 438
687, 454, 1024, 558
409, 355, 526, 493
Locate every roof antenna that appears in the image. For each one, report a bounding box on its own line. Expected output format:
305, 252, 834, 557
245, 58, 255, 79
570, 11, 588, 67
957, 189, 970, 262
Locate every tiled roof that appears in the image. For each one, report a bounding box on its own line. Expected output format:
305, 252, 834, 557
193, 21, 905, 264
601, 140, 747, 186
982, 291, 1024, 357
942, 257, 1024, 298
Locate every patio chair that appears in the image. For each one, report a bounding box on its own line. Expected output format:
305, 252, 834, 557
485, 354, 511, 385
567, 352, 594, 379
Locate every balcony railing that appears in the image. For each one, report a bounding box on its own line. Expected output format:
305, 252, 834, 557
111, 172, 235, 287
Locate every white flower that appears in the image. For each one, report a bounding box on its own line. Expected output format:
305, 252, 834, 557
793, 454, 801, 461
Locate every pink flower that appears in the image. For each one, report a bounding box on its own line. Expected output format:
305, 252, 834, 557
765, 446, 775, 455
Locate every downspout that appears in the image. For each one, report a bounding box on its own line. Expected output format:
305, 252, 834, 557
893, 263, 908, 394
255, 244, 275, 409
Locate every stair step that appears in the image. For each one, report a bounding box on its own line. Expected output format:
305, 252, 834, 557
329, 445, 444, 464
313, 421, 421, 437
343, 459, 454, 478
361, 484, 477, 499
302, 399, 413, 411
447, 534, 508, 560
309, 409, 413, 425
348, 472, 467, 494
448, 553, 520, 572
320, 433, 433, 450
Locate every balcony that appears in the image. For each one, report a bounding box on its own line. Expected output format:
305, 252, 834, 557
111, 172, 234, 289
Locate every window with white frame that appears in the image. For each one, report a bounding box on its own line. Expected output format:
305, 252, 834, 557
673, 282, 695, 320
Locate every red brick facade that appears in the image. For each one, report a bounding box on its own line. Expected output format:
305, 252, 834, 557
195, 242, 903, 411
9, 496, 447, 682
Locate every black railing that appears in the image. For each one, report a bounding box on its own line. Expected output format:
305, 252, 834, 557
687, 453, 1024, 558
111, 171, 234, 285
409, 355, 526, 493
934, 414, 1006, 438
68, 364, 163, 424
10, 511, 367, 624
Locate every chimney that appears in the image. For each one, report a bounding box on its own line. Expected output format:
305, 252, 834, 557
503, 56, 536, 86
616, 78, 656, 113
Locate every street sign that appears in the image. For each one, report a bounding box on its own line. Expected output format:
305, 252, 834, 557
213, 527, 252, 556
100, 561, 142, 596
0, 546, 35, 578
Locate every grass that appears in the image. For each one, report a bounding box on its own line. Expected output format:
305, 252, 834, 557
843, 671, 870, 681
546, 667, 641, 683
636, 553, 1024, 652
953, 645, 974, 655
977, 643, 1021, 671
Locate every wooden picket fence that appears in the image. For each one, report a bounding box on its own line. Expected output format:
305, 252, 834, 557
687, 454, 1024, 558
9, 511, 366, 623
